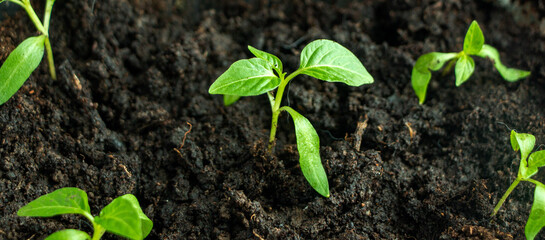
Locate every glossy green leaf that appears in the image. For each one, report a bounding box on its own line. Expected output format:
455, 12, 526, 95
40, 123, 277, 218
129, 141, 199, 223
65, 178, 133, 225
298, 39, 373, 86
529, 151, 545, 169
282, 106, 329, 197
525, 182, 545, 240
510, 130, 537, 178
476, 44, 530, 82
95, 194, 152, 240
248, 45, 283, 74
17, 187, 91, 217
0, 35, 46, 105
454, 54, 475, 86
411, 52, 458, 104
45, 229, 91, 240
223, 95, 241, 106
209, 58, 280, 96
463, 20, 485, 55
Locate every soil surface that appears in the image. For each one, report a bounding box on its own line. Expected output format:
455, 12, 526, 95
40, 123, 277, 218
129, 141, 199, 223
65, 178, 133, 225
1, 0, 545, 239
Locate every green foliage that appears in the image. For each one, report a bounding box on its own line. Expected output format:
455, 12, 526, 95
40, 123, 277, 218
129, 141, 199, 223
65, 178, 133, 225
282, 106, 329, 197
18, 188, 152, 240
45, 229, 91, 240
209, 39, 373, 197
492, 131, 545, 240
0, 36, 45, 105
411, 20, 530, 104
0, 0, 58, 106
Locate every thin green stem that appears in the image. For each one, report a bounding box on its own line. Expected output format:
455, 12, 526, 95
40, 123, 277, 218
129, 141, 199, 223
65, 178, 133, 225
22, 0, 46, 35
44, 37, 57, 79
525, 178, 542, 186
91, 223, 106, 240
492, 178, 521, 216
43, 0, 55, 32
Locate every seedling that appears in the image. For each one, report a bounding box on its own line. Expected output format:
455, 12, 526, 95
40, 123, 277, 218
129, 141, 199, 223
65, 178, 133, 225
411, 20, 530, 104
0, 0, 58, 105
209, 39, 374, 197
18, 187, 153, 240
492, 130, 545, 240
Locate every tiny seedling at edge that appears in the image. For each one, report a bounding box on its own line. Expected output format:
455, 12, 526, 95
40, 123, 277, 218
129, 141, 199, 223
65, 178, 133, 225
209, 39, 374, 197
411, 20, 530, 104
492, 130, 545, 240
0, 0, 58, 105
18, 187, 153, 240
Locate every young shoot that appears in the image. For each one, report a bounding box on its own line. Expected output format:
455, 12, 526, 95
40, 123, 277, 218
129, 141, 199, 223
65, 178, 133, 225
0, 0, 58, 105
209, 39, 374, 197
411, 20, 530, 104
492, 130, 545, 240
18, 187, 153, 240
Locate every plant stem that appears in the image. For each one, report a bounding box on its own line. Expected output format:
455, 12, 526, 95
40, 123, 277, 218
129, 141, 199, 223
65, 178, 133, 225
492, 178, 521, 216
44, 37, 57, 79
91, 223, 106, 240
267, 69, 303, 152
22, 0, 46, 35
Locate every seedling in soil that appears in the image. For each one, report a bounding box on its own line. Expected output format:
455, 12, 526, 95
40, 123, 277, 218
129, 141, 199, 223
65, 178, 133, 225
492, 130, 545, 240
209, 39, 374, 197
0, 0, 58, 105
411, 20, 530, 104
18, 187, 153, 240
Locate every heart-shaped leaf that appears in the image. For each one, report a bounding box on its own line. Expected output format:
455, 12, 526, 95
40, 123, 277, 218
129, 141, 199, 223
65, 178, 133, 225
209, 58, 280, 96
17, 187, 91, 218
298, 39, 373, 86
95, 194, 152, 240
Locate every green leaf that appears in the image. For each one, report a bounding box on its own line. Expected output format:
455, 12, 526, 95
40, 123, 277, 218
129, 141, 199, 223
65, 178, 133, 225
95, 194, 152, 240
223, 95, 241, 106
17, 187, 91, 217
0, 35, 46, 105
525, 182, 545, 240
476, 44, 530, 82
510, 130, 537, 178
529, 150, 545, 169
411, 52, 458, 104
282, 106, 329, 197
454, 54, 475, 86
248, 45, 283, 74
463, 20, 485, 55
45, 229, 91, 240
298, 39, 373, 86
209, 58, 280, 96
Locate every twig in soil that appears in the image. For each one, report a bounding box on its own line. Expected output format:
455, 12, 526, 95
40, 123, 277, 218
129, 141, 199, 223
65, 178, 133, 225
173, 122, 193, 158
354, 114, 369, 151
405, 122, 416, 143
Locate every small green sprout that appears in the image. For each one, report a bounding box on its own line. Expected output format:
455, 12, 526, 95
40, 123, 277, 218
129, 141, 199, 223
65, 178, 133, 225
411, 20, 530, 104
18, 187, 153, 240
492, 130, 545, 240
209, 39, 374, 197
0, 0, 58, 105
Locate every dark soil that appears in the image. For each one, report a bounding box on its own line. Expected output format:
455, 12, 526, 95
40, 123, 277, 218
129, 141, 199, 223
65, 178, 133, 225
1, 0, 545, 239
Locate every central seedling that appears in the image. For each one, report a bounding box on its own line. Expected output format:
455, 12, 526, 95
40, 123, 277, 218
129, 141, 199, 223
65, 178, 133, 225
209, 39, 374, 197
492, 131, 545, 240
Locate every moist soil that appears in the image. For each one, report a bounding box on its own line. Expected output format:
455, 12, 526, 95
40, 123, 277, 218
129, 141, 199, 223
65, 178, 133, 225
1, 0, 545, 239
